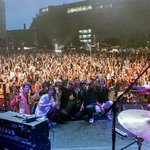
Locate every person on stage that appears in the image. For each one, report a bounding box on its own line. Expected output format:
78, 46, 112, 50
10, 82, 41, 114
35, 86, 59, 125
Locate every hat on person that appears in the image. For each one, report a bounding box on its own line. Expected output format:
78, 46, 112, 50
22, 81, 31, 88
95, 73, 102, 78
80, 80, 87, 85
68, 80, 74, 85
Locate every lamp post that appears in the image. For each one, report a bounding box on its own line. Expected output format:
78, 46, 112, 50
145, 34, 149, 48
34, 28, 37, 47
146, 41, 149, 48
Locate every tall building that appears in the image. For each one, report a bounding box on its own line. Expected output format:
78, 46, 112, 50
0, 0, 6, 35
7, 0, 149, 49
29, 0, 150, 48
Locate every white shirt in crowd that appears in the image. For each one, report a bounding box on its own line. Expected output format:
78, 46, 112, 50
35, 94, 56, 118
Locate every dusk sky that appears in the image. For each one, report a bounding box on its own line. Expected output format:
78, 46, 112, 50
4, 0, 83, 30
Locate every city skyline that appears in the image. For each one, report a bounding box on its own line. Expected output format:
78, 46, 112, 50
4, 0, 83, 30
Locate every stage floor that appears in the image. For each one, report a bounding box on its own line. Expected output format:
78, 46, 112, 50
50, 119, 150, 150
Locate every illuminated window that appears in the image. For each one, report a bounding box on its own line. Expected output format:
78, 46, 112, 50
100, 5, 103, 8
109, 4, 113, 8
80, 39, 91, 43
79, 29, 91, 34
98, 4, 112, 9
79, 29, 92, 43
106, 4, 113, 8
67, 5, 92, 13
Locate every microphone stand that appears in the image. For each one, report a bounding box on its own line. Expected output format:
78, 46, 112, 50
102, 64, 150, 150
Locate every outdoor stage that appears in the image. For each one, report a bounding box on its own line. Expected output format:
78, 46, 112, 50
0, 104, 150, 150
50, 113, 150, 150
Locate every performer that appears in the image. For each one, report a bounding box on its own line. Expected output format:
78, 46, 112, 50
95, 82, 113, 120
10, 82, 41, 114
10, 87, 21, 112
75, 81, 97, 123
35, 86, 59, 124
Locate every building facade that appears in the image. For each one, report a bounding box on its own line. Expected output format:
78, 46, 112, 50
29, 0, 150, 48
0, 0, 6, 36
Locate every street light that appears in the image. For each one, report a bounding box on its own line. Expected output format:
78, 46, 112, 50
33, 28, 37, 47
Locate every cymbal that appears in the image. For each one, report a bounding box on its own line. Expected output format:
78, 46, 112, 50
118, 109, 150, 141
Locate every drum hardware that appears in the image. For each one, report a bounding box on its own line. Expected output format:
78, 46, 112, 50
102, 64, 150, 150
115, 127, 128, 137
131, 88, 146, 109
147, 103, 150, 110
118, 109, 150, 150
121, 137, 143, 150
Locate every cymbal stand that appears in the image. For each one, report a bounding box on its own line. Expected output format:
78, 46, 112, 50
102, 64, 150, 150
121, 137, 143, 150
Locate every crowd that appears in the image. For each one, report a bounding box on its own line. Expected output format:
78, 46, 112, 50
0, 48, 150, 125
